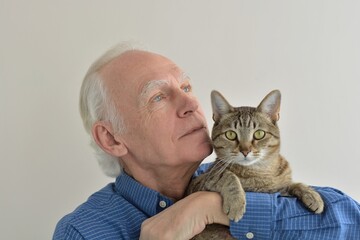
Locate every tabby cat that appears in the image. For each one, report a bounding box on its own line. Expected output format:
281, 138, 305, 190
187, 90, 324, 240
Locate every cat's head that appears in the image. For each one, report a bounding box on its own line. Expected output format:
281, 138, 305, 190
211, 90, 281, 167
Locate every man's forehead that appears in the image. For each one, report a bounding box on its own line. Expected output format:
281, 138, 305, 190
100, 50, 172, 76
101, 50, 188, 102
137, 65, 187, 90
141, 65, 185, 82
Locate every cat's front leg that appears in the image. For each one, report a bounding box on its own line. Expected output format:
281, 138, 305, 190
207, 170, 246, 222
284, 183, 324, 214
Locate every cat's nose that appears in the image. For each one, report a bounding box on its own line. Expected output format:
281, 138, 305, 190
241, 150, 251, 157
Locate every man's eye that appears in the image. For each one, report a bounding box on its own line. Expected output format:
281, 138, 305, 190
153, 95, 163, 102
183, 85, 191, 93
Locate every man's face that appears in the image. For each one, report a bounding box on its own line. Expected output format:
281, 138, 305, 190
101, 51, 212, 170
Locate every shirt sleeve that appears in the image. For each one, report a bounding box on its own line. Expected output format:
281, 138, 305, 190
229, 187, 360, 240
229, 192, 273, 239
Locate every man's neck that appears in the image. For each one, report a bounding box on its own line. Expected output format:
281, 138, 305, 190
124, 163, 199, 201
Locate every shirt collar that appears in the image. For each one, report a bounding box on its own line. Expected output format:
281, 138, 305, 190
114, 172, 174, 217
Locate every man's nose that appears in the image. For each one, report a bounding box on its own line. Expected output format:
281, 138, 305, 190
177, 93, 199, 118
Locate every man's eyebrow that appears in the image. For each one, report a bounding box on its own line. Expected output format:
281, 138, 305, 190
138, 72, 191, 106
138, 79, 170, 104
180, 72, 191, 84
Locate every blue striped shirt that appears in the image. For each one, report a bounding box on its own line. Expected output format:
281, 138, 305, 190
53, 164, 360, 239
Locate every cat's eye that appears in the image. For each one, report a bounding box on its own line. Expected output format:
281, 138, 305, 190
253, 130, 266, 140
225, 130, 237, 141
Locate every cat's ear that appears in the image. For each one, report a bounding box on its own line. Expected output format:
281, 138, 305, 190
211, 90, 234, 122
257, 90, 281, 122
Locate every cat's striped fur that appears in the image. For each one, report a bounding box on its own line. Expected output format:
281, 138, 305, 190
188, 90, 324, 240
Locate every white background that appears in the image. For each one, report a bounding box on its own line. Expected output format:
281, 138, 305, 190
1, 1, 360, 239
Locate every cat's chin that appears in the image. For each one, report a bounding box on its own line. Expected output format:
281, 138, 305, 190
235, 156, 260, 166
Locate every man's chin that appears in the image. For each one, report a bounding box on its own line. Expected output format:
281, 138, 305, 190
188, 143, 213, 163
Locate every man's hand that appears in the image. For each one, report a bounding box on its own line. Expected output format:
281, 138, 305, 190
139, 191, 229, 240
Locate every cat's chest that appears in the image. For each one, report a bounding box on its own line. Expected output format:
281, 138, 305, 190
228, 165, 291, 192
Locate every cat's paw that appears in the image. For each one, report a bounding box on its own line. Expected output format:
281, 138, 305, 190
300, 189, 324, 214
223, 191, 246, 222
288, 183, 324, 214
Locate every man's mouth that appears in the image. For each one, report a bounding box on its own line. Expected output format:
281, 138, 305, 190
180, 126, 206, 139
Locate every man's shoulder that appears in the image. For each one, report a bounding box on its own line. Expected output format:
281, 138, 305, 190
53, 184, 115, 226
53, 183, 136, 239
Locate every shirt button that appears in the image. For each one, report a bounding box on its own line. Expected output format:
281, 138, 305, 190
159, 200, 167, 208
246, 232, 254, 239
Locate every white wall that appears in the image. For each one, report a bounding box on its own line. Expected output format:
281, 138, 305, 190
1, 1, 360, 239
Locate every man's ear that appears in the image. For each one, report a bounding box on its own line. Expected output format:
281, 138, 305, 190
92, 121, 128, 157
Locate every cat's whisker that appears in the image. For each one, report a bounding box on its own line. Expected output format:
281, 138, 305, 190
207, 157, 234, 181
208, 160, 227, 177
188, 90, 325, 239
195, 160, 229, 190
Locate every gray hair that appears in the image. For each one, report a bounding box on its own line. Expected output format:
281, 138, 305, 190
79, 42, 146, 177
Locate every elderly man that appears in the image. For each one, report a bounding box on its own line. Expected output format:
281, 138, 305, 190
54, 43, 360, 240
